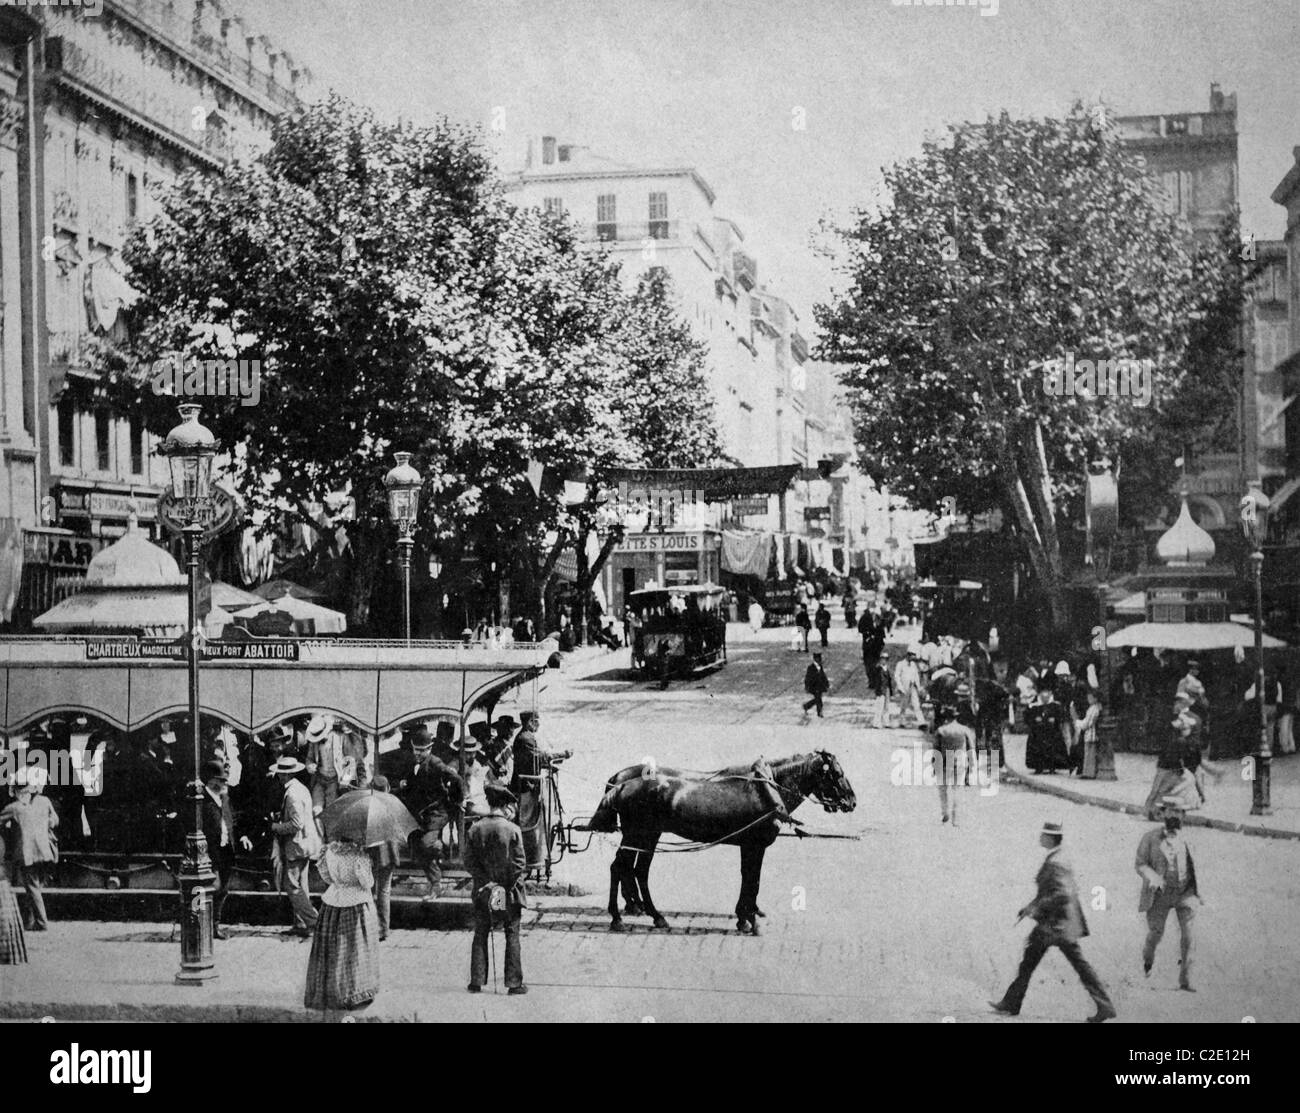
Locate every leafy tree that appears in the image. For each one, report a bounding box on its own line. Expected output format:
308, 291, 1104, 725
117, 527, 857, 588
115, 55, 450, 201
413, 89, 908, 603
98, 97, 631, 631
816, 103, 1238, 636
97, 97, 721, 636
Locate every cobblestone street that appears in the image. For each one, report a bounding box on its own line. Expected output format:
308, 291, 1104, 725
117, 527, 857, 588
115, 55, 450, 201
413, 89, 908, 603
6, 624, 1298, 1023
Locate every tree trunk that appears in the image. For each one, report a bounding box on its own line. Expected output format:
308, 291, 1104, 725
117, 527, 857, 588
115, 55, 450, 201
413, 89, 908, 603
345, 524, 385, 634
535, 530, 569, 633
574, 530, 589, 646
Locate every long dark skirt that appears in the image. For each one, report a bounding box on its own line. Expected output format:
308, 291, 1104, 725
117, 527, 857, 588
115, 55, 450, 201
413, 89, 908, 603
0, 877, 27, 964
304, 902, 380, 1011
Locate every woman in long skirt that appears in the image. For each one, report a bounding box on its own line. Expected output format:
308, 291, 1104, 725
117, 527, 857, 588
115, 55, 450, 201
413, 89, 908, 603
305, 839, 379, 1011
0, 829, 28, 965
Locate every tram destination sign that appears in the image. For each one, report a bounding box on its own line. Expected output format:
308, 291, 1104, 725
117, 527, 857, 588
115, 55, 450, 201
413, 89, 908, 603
84, 639, 301, 661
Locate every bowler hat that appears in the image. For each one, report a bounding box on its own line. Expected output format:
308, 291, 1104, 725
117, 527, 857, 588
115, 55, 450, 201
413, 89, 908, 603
494, 715, 518, 731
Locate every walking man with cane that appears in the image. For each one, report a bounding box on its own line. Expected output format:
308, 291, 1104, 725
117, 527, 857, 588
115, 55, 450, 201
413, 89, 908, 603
465, 783, 528, 995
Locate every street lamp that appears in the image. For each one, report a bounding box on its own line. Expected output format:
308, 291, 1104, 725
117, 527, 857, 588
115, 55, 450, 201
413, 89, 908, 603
384, 452, 422, 643
157, 403, 220, 985
1240, 480, 1272, 816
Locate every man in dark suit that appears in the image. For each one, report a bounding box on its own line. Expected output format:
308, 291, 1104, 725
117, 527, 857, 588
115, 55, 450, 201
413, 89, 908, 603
200, 759, 252, 939
1136, 796, 1201, 991
404, 729, 464, 898
802, 652, 830, 719
991, 822, 1116, 1022
464, 783, 528, 995
509, 712, 570, 869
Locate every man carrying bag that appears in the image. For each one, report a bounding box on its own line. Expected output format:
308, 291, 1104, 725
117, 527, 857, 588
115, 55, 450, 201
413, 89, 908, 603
464, 783, 528, 995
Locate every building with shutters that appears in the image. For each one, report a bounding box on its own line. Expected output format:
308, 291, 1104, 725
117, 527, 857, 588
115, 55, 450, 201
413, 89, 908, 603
0, 1, 309, 627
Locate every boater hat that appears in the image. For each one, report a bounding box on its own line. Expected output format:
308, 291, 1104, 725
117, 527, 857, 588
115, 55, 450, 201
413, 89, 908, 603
304, 715, 332, 744
1160, 796, 1188, 812
270, 756, 306, 775
1040, 821, 1064, 837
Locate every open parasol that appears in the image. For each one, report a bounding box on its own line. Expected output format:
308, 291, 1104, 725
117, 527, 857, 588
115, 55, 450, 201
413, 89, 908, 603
320, 788, 419, 847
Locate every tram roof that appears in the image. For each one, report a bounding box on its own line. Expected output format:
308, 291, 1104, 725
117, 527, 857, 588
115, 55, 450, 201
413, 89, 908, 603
0, 636, 557, 735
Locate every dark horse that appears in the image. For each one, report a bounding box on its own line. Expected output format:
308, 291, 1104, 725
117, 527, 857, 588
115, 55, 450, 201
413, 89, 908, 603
588, 751, 856, 935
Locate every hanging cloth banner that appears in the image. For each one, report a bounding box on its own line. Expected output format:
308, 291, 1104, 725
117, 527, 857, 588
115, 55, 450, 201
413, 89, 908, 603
721, 530, 772, 577
605, 465, 799, 510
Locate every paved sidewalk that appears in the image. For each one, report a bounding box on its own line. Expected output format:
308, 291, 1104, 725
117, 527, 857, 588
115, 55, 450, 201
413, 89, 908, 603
1002, 731, 1300, 839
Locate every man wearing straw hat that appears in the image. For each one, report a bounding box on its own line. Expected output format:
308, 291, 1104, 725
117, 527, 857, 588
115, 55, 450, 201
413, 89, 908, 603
269, 754, 321, 936
1135, 795, 1201, 992
991, 821, 1116, 1022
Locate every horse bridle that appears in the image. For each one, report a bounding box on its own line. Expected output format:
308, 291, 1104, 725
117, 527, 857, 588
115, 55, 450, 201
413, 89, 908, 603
779, 751, 852, 814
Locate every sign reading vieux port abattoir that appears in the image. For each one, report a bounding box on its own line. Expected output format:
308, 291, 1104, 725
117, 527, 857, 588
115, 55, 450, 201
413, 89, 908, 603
85, 639, 301, 661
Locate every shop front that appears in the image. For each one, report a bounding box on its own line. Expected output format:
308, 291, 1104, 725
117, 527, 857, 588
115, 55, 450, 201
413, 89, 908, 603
603, 529, 722, 618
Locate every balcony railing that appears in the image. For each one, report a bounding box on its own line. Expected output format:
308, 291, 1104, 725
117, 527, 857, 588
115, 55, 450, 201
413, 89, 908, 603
109, 0, 300, 111
580, 220, 684, 244
750, 297, 779, 338
733, 251, 757, 290
790, 331, 810, 363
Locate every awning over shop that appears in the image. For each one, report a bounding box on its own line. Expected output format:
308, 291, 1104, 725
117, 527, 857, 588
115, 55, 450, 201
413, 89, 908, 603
1105, 622, 1288, 650
0, 637, 554, 735
233, 596, 347, 635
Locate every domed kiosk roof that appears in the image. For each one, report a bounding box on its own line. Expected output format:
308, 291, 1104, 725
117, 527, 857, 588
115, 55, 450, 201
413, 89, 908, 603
83, 514, 184, 588
1155, 496, 1216, 568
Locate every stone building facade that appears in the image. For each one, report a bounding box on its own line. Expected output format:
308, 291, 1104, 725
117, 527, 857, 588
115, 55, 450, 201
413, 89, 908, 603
0, 0, 307, 625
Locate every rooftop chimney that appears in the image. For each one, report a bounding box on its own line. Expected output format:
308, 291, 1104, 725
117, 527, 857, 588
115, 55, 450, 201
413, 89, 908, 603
1209, 83, 1223, 111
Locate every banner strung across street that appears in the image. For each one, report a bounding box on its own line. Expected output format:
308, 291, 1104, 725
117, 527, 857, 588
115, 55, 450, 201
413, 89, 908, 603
605, 466, 799, 525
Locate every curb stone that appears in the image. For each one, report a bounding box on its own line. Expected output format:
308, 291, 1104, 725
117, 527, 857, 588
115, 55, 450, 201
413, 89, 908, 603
1001, 766, 1300, 841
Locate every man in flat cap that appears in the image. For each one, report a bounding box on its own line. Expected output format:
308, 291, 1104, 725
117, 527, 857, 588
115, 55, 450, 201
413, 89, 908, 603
991, 821, 1115, 1022
1135, 796, 1201, 991
464, 783, 528, 995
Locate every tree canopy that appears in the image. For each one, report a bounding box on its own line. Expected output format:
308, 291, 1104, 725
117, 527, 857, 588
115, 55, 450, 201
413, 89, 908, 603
96, 96, 719, 631
815, 102, 1244, 632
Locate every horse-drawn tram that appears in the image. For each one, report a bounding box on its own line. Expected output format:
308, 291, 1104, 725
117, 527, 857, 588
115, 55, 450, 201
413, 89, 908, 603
628, 584, 727, 688
0, 634, 561, 909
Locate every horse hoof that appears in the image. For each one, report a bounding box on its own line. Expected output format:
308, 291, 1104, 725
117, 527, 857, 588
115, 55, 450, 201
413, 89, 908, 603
651, 917, 669, 931
609, 920, 626, 933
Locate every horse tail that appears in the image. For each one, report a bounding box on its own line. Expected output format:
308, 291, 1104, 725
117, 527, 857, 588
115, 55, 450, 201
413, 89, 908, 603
589, 783, 623, 833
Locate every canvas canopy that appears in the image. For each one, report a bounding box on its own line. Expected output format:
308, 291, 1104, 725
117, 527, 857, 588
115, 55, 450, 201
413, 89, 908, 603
0, 637, 553, 736
1104, 622, 1288, 651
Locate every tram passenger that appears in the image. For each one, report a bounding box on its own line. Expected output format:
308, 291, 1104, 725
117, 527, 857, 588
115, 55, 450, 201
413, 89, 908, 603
404, 728, 464, 899
489, 716, 518, 785
306, 716, 369, 818
510, 712, 571, 869
200, 759, 253, 940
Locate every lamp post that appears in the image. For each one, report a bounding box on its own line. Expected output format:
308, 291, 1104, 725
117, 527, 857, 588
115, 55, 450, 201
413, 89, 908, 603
157, 403, 220, 985
1086, 461, 1119, 780
1240, 480, 1272, 815
384, 452, 422, 644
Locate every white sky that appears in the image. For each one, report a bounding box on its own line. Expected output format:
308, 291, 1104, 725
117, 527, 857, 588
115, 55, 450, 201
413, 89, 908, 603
244, 0, 1300, 334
